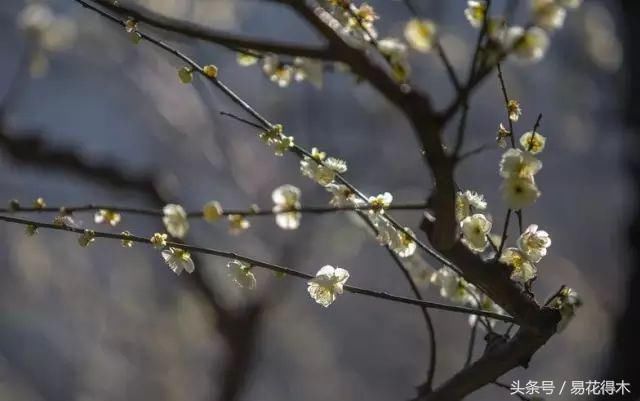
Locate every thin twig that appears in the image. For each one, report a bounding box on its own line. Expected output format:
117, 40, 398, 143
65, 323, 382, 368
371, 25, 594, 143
0, 202, 430, 218
0, 214, 515, 322
496, 63, 516, 148
75, 0, 461, 279
496, 209, 512, 258
361, 215, 437, 391
400, 0, 461, 95
467, 0, 492, 86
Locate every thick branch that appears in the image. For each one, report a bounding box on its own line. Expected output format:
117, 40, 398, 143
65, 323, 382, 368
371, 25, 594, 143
89, 0, 337, 60
277, 0, 458, 250
0, 124, 159, 196
423, 315, 558, 401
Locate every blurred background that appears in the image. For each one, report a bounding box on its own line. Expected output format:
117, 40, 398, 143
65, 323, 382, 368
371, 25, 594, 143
0, 0, 634, 400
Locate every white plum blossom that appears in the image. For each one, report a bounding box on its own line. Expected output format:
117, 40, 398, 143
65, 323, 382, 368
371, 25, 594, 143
517, 224, 551, 263
228, 214, 251, 235
464, 1, 487, 28
499, 148, 543, 179
259, 124, 294, 156
430, 266, 478, 305
501, 176, 541, 210
227, 260, 257, 289
460, 214, 492, 253
203, 201, 224, 222
326, 183, 359, 207
323, 157, 348, 174
500, 247, 537, 283
392, 226, 418, 258
307, 265, 350, 307
378, 37, 411, 81
162, 247, 195, 275
507, 99, 522, 122
532, 0, 567, 31
374, 217, 417, 258
506, 26, 550, 62
368, 192, 393, 214
150, 232, 168, 250
94, 209, 121, 226
162, 204, 189, 239
299, 148, 345, 186
519, 131, 547, 154
404, 19, 437, 53
272, 184, 302, 230
455, 190, 487, 222
300, 157, 335, 186
237, 52, 259, 66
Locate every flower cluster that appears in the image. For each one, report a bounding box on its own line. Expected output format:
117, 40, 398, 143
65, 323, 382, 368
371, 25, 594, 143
500, 224, 551, 283
455, 190, 492, 253
463, 0, 582, 63
94, 209, 121, 227
236, 51, 325, 89
148, 231, 195, 275
320, 1, 379, 44
499, 130, 546, 210
300, 147, 348, 186
259, 124, 294, 156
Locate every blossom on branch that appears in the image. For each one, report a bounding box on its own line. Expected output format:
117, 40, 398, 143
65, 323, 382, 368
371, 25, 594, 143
272, 184, 302, 230
162, 204, 189, 239
404, 19, 437, 53
162, 247, 195, 275
307, 265, 350, 307
460, 214, 492, 253
464, 1, 487, 28
94, 209, 121, 226
519, 131, 547, 154
499, 247, 537, 283
517, 224, 551, 263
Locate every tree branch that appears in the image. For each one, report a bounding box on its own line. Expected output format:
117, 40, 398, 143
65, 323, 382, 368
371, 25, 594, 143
0, 202, 429, 217
422, 318, 558, 401
0, 213, 515, 322
88, 0, 337, 61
